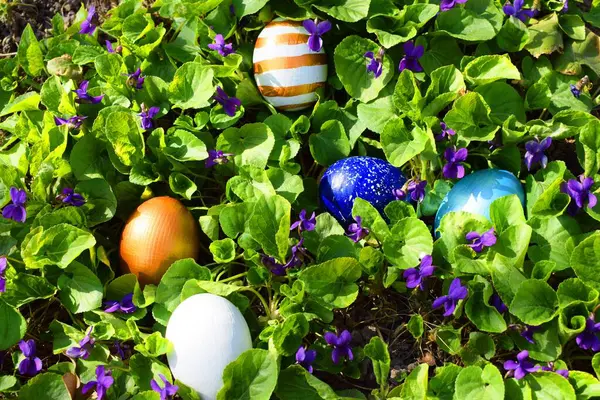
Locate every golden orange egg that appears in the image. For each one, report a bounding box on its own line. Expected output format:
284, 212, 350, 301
120, 196, 200, 285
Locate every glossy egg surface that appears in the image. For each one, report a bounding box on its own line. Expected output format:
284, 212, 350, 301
119, 196, 200, 285
166, 294, 253, 400
253, 18, 327, 111
434, 169, 525, 233
319, 156, 407, 225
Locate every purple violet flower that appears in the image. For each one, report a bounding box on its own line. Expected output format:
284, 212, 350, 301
490, 293, 507, 313
113, 341, 127, 360
82, 366, 114, 400
346, 216, 369, 242
126, 68, 145, 90
302, 19, 331, 52
364, 49, 384, 78
524, 137, 552, 171
106, 40, 115, 53
542, 362, 569, 378
407, 180, 427, 202
576, 317, 600, 351
151, 374, 179, 400
290, 210, 316, 232
466, 228, 497, 253
104, 293, 136, 314
443, 147, 468, 179
0, 257, 6, 293
324, 330, 353, 364
79, 6, 97, 35
436, 122, 456, 141
440, 0, 468, 11
562, 0, 568, 11
205, 149, 234, 168
403, 255, 436, 291
432, 278, 468, 317
399, 41, 424, 73
261, 254, 287, 276
392, 188, 406, 200
2, 187, 27, 223
66, 327, 95, 359
296, 346, 317, 373
504, 350, 540, 380
214, 86, 241, 117
284, 238, 307, 270
208, 34, 235, 57
74, 81, 104, 104
561, 175, 597, 215
55, 115, 87, 129
571, 84, 581, 98
139, 105, 160, 130
18, 340, 42, 377
503, 0, 536, 22
60, 188, 86, 207
521, 325, 540, 344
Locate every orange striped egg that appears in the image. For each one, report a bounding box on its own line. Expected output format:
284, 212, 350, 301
253, 18, 328, 112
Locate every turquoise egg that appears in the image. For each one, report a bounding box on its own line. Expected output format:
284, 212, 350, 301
434, 169, 525, 235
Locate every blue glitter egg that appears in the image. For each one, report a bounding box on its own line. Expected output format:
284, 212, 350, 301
434, 169, 525, 235
319, 156, 407, 225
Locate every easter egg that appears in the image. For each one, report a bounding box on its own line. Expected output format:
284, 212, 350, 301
119, 196, 200, 285
253, 18, 327, 111
434, 169, 525, 234
319, 156, 407, 225
166, 294, 253, 400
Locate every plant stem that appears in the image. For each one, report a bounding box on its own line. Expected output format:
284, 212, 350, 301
242, 287, 271, 318
219, 271, 248, 283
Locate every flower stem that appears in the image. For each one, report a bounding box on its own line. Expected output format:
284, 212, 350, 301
218, 271, 248, 283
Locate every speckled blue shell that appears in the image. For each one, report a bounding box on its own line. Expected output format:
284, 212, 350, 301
434, 169, 525, 235
319, 156, 407, 226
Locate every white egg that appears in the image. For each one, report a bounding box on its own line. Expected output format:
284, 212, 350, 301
166, 293, 252, 400
253, 18, 328, 111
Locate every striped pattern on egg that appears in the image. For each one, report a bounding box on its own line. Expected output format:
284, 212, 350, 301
253, 18, 328, 111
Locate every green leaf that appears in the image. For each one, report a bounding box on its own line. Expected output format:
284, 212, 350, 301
249, 194, 291, 261
524, 372, 576, 400
364, 336, 391, 390
217, 123, 275, 170
18, 373, 71, 400
465, 276, 507, 333
0, 92, 41, 117
163, 129, 208, 162
217, 349, 278, 400
273, 313, 309, 356
444, 92, 499, 142
496, 17, 530, 52
155, 258, 211, 312
356, 95, 397, 135
568, 371, 600, 399
420, 36, 463, 75
381, 120, 427, 167
577, 119, 600, 176
489, 194, 526, 233
407, 314, 424, 339
423, 65, 466, 117
129, 354, 172, 392
525, 161, 569, 218
0, 298, 26, 350
351, 197, 390, 242
464, 55, 521, 86
169, 172, 197, 200
454, 364, 504, 400
314, 0, 371, 22
334, 36, 394, 103
70, 134, 110, 181
557, 278, 599, 309
558, 14, 586, 40
475, 82, 526, 124
383, 217, 433, 269
509, 279, 559, 325
209, 238, 237, 264
436, 326, 462, 355
275, 365, 339, 400
299, 257, 362, 309
528, 216, 581, 269
571, 234, 600, 292
168, 62, 215, 110
57, 261, 103, 314
525, 13, 564, 58
427, 363, 462, 399
75, 179, 117, 226
309, 120, 351, 166
555, 31, 600, 76
105, 111, 145, 167
400, 363, 428, 400
18, 24, 44, 77
435, 8, 497, 41
525, 82, 551, 111
232, 0, 269, 17
22, 224, 96, 269
366, 4, 439, 48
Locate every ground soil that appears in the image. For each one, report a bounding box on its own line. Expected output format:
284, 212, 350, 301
0, 0, 117, 54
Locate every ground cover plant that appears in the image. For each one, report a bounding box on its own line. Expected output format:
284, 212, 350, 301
1, 0, 600, 398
